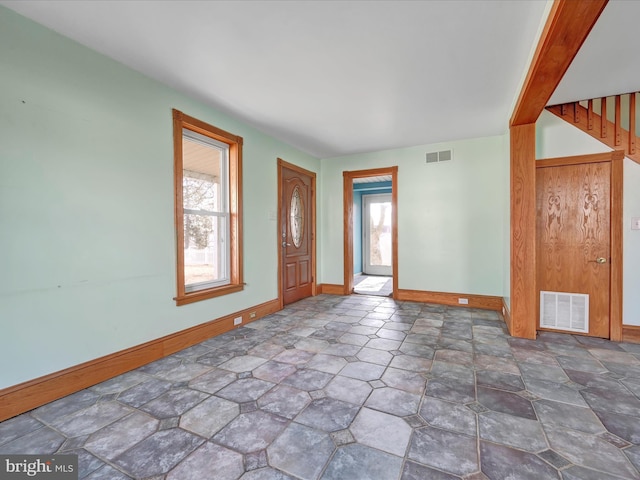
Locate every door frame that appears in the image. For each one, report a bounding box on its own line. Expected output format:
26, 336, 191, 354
535, 150, 624, 340
343, 167, 398, 297
362, 193, 393, 276
277, 158, 317, 309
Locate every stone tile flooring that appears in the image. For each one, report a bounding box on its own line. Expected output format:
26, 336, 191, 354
2, 294, 640, 479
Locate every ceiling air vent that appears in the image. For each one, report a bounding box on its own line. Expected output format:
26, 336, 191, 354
425, 149, 453, 164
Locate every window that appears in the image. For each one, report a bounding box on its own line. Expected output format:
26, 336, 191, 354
172, 109, 243, 305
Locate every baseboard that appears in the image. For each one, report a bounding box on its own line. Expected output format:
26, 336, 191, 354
622, 325, 640, 344
317, 284, 346, 295
502, 299, 512, 333
396, 289, 503, 311
0, 298, 280, 422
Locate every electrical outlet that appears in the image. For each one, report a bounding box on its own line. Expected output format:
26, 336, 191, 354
632, 217, 640, 230
249, 312, 257, 319
458, 298, 469, 305
234, 316, 242, 326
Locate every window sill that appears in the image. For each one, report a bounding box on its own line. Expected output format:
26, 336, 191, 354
174, 283, 244, 306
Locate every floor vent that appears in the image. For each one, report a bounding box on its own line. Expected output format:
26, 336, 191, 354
426, 149, 453, 163
540, 291, 589, 333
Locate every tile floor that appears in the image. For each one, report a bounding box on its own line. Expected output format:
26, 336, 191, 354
2, 294, 640, 479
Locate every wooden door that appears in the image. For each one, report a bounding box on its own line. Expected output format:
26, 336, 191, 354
536, 161, 611, 338
280, 161, 314, 305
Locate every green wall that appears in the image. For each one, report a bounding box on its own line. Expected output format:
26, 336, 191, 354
0, 7, 320, 389
320, 136, 508, 296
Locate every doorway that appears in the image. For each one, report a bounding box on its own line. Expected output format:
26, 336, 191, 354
278, 159, 316, 307
535, 151, 623, 338
343, 167, 398, 297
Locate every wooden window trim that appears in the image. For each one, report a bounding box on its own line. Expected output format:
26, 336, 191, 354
172, 109, 243, 306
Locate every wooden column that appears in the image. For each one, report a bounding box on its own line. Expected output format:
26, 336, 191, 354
510, 123, 537, 339
508, 0, 607, 339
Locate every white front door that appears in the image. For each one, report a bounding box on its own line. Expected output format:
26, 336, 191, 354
363, 193, 392, 276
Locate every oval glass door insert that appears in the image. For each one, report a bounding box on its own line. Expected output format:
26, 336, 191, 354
290, 186, 304, 248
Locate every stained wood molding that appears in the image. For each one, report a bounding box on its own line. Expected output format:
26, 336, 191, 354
317, 284, 346, 295
510, 0, 608, 126
0, 299, 280, 422
622, 326, 640, 344
536, 150, 625, 168
396, 289, 503, 311
610, 157, 623, 341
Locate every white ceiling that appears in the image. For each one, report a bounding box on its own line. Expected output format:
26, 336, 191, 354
353, 175, 392, 185
3, 1, 637, 159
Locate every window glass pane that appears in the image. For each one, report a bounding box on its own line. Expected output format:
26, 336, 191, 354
290, 186, 304, 248
182, 129, 230, 292
184, 214, 227, 289
368, 201, 392, 267
182, 133, 225, 213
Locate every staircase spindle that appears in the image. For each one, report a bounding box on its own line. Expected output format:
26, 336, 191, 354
601, 97, 607, 138
574, 102, 580, 123
587, 99, 593, 130
615, 95, 621, 146
630, 93, 637, 155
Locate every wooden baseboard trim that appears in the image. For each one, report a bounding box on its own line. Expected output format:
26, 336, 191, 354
317, 284, 346, 295
396, 289, 503, 311
502, 299, 512, 333
0, 298, 280, 422
622, 325, 640, 344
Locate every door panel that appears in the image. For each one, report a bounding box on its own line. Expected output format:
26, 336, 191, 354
281, 164, 314, 305
363, 194, 392, 276
536, 162, 611, 338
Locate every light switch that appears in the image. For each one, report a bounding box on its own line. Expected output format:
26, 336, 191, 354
633, 217, 640, 230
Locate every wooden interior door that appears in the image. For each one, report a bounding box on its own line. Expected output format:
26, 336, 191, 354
536, 161, 611, 338
280, 162, 314, 305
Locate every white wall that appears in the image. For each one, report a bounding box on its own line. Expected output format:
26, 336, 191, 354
0, 7, 320, 389
537, 110, 640, 326
320, 136, 507, 297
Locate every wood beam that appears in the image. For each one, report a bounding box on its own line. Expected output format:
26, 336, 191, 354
510, 123, 537, 339
511, 0, 608, 126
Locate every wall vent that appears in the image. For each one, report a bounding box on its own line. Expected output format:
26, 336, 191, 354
540, 291, 589, 333
426, 152, 439, 163
426, 149, 453, 163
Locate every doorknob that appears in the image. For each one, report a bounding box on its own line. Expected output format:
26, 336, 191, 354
589, 257, 607, 264
282, 241, 291, 248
